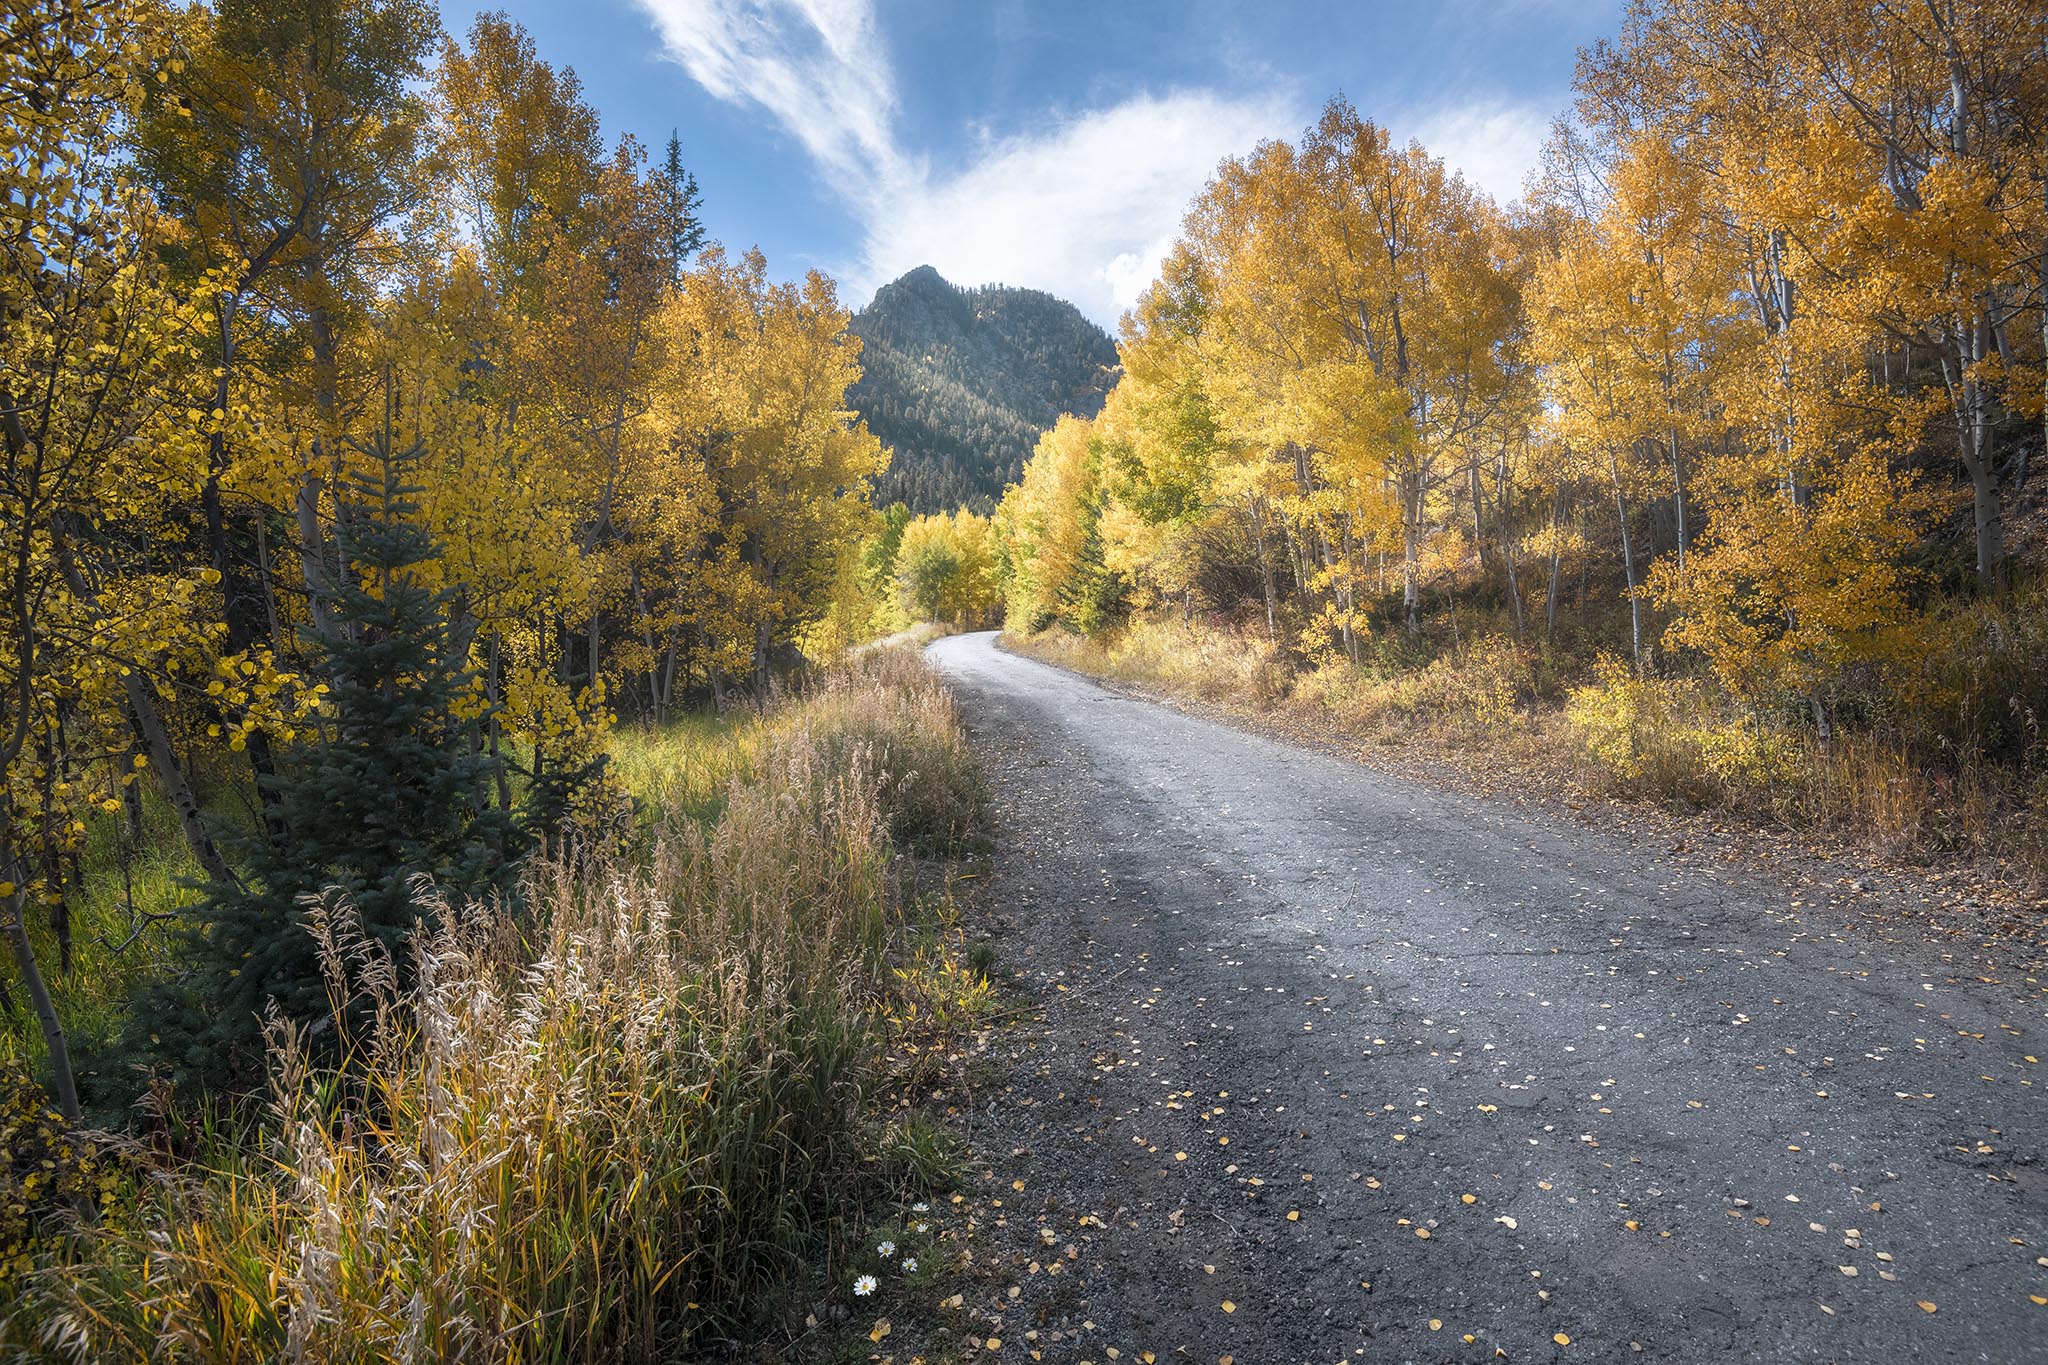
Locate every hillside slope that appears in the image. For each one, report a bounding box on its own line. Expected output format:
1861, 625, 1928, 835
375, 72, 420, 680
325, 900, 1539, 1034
850, 265, 1118, 512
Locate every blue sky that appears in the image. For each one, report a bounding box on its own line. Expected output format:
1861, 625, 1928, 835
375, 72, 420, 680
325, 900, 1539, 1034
445, 1, 1625, 326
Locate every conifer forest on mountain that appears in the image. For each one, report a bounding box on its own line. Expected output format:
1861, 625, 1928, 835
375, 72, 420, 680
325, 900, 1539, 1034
1, 0, 2045, 1360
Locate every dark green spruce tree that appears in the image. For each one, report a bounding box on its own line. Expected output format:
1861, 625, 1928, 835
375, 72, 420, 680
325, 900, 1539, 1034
660, 131, 706, 282
129, 434, 521, 1097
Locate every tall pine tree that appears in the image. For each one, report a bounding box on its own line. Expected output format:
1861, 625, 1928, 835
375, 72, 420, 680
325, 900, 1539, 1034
132, 434, 521, 1095
661, 131, 706, 282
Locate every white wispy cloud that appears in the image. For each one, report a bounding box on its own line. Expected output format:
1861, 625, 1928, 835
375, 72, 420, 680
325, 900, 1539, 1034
635, 0, 1550, 325
634, 0, 1293, 324
635, 0, 916, 197
1402, 99, 1553, 205
868, 90, 1297, 325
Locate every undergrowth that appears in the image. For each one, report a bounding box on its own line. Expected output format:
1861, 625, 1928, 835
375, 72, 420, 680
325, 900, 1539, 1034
0, 647, 993, 1362
1015, 605, 2048, 896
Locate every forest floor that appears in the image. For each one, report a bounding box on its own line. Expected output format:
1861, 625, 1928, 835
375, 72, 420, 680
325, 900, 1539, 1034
909, 630, 2048, 1365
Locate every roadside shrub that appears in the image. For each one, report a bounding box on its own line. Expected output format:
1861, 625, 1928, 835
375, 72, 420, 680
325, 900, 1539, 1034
0, 1068, 116, 1284
1898, 579, 2048, 764
1687, 719, 1805, 791
1376, 636, 1534, 738
1566, 656, 1674, 783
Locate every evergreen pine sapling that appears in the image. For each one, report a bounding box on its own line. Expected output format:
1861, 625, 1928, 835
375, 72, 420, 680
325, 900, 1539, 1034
131, 434, 520, 1095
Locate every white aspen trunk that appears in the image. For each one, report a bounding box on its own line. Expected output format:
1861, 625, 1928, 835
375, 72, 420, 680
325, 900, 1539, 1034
1, 839, 78, 1122
1668, 426, 1687, 572
660, 629, 682, 723
293, 471, 338, 640
1401, 525, 1422, 637
1248, 496, 1279, 642
1468, 457, 1489, 575
123, 672, 234, 886
1943, 320, 2006, 590
1965, 314, 2005, 590
1339, 515, 1359, 663
1401, 467, 1424, 638
1496, 450, 1524, 642
1545, 486, 1566, 645
487, 634, 511, 812
1609, 449, 1643, 674
1941, 22, 2004, 590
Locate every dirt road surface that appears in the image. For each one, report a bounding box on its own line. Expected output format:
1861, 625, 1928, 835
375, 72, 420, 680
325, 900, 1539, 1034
924, 630, 2047, 1365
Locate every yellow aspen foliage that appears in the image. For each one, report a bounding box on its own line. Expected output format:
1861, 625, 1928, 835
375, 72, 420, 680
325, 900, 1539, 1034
997, 415, 1109, 633
647, 247, 886, 696
894, 511, 1000, 625
2, 0, 310, 1117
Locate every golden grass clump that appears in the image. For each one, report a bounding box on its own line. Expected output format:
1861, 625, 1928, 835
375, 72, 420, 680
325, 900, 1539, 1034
9, 649, 982, 1363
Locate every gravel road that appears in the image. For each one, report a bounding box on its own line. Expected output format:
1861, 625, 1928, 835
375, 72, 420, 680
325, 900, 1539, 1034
923, 630, 2047, 1365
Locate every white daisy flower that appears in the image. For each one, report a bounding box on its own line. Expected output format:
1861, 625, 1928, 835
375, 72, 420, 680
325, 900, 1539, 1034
854, 1274, 878, 1296
912, 1202, 930, 1213
877, 1240, 897, 1257
902, 1258, 919, 1273
915, 1222, 929, 1233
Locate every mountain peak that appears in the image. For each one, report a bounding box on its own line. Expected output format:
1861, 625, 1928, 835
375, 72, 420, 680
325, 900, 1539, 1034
891, 263, 949, 290
850, 272, 1118, 514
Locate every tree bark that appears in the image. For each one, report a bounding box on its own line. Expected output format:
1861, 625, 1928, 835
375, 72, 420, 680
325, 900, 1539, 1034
1943, 331, 2008, 591
1400, 470, 1424, 638
1609, 449, 1643, 674
486, 635, 511, 813
299, 277, 344, 640
2, 838, 79, 1123
1247, 496, 1279, 643
1499, 488, 1525, 643
293, 471, 338, 640
1668, 427, 1687, 573
1544, 487, 1566, 645
50, 550, 236, 886
122, 673, 235, 887
1338, 516, 1359, 663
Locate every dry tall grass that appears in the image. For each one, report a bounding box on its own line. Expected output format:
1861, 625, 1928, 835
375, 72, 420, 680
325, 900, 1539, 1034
5, 649, 982, 1363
